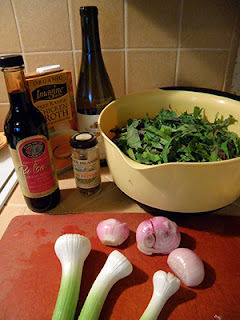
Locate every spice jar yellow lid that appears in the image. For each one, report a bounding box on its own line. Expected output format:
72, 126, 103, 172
70, 132, 97, 149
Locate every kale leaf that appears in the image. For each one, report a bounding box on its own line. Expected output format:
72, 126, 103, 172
110, 106, 240, 164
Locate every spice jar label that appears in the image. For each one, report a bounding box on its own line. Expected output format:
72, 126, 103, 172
72, 158, 100, 189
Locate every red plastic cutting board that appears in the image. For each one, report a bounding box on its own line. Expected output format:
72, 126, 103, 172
0, 212, 240, 320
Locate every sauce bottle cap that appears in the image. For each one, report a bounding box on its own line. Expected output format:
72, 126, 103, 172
0, 55, 24, 68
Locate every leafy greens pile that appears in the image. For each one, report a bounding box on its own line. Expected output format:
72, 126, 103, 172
111, 106, 240, 165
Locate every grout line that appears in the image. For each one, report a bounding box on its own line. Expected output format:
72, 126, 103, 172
101, 47, 228, 52
174, 48, 229, 51
222, 1, 240, 91
24, 50, 75, 55
222, 55, 231, 92
9, 47, 229, 55
67, 0, 75, 52
10, 0, 26, 70
67, 0, 78, 85
174, 0, 184, 86
124, 0, 128, 95
231, 44, 240, 93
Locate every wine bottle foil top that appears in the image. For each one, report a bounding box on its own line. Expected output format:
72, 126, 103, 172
70, 132, 98, 149
80, 6, 98, 16
0, 55, 24, 68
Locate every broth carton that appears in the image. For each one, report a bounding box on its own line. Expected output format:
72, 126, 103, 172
26, 65, 78, 174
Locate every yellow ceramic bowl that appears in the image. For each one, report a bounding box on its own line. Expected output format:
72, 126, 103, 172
99, 88, 240, 213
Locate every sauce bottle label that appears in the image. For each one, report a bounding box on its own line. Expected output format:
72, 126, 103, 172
9, 135, 58, 198
77, 113, 105, 159
72, 157, 100, 189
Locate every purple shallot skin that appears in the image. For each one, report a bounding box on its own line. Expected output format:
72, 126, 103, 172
167, 248, 205, 287
97, 218, 130, 246
136, 216, 181, 255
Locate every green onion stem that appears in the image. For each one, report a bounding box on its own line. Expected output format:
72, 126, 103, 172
78, 250, 133, 320
51, 234, 91, 320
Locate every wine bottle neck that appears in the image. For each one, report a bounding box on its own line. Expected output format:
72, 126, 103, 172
81, 9, 101, 53
2, 65, 33, 111
2, 66, 28, 94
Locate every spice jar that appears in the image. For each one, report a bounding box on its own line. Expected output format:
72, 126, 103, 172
70, 132, 101, 196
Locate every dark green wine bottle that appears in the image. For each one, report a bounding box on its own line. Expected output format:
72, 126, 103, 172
76, 6, 115, 167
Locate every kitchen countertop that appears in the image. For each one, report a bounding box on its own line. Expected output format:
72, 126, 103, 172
0, 167, 146, 239
1, 166, 240, 239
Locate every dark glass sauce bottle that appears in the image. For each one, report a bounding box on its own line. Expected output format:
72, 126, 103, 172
76, 6, 115, 167
0, 54, 60, 212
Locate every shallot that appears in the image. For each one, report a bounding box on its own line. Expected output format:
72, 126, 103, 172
167, 248, 205, 287
136, 216, 181, 255
96, 218, 130, 246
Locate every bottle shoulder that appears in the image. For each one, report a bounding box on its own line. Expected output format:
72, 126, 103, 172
76, 94, 114, 113
76, 72, 115, 111
4, 110, 49, 147
7, 106, 46, 126
76, 50, 115, 113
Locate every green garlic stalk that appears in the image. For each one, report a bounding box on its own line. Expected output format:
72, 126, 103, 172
78, 250, 133, 320
140, 271, 180, 320
51, 234, 91, 320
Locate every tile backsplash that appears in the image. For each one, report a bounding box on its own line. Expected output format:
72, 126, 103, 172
0, 0, 240, 131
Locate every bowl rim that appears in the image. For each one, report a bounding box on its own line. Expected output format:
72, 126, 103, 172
160, 86, 240, 102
